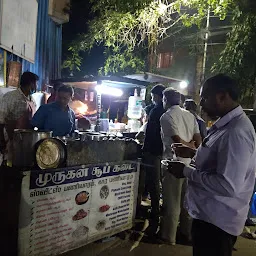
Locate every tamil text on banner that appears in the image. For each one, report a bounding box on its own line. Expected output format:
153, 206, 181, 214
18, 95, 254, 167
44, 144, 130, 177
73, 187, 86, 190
18, 161, 139, 256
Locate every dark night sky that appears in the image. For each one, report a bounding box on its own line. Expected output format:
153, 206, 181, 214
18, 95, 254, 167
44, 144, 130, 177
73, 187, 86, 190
62, 0, 105, 77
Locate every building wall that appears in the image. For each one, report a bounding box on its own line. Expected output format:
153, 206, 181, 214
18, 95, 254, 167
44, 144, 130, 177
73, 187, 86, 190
156, 15, 229, 99
156, 40, 225, 99
22, 0, 62, 90
157, 39, 197, 97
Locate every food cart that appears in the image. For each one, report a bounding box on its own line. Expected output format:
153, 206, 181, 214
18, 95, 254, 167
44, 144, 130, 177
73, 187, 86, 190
0, 73, 185, 255
0, 75, 145, 256
0, 130, 141, 256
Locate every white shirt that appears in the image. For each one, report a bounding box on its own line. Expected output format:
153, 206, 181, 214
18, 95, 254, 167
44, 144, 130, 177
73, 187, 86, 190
184, 106, 256, 236
139, 122, 147, 133
160, 105, 200, 163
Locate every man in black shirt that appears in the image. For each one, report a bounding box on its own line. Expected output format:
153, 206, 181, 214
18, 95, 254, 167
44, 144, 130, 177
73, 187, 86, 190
143, 84, 165, 236
184, 99, 207, 139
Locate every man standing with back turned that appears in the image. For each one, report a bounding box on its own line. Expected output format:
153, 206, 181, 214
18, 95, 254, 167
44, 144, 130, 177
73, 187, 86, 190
168, 74, 256, 256
159, 88, 201, 245
184, 99, 207, 139
143, 84, 165, 236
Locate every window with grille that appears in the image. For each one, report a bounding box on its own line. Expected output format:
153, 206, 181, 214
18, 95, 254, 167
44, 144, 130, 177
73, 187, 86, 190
157, 52, 173, 69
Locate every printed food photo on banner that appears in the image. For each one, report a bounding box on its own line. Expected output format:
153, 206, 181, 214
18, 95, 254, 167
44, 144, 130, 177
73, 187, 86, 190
100, 185, 109, 200
72, 209, 88, 221
75, 191, 90, 205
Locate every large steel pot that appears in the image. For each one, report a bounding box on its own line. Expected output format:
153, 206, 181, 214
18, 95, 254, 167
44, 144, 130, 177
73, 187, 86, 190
12, 129, 52, 168
35, 138, 67, 170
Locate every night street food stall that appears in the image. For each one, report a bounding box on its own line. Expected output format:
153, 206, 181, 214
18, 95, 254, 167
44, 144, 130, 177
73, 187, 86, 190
58, 76, 149, 134
0, 76, 145, 256
0, 74, 185, 256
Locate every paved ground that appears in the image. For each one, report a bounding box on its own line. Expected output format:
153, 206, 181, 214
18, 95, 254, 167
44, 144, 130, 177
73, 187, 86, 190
64, 226, 256, 256
97, 235, 256, 256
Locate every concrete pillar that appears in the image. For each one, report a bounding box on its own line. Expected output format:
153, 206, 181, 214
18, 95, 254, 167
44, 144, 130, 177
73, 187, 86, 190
193, 54, 203, 103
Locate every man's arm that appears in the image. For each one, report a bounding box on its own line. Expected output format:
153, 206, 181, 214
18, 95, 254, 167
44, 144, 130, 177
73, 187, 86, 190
184, 129, 254, 197
172, 144, 197, 158
192, 117, 202, 148
172, 135, 196, 148
192, 133, 202, 148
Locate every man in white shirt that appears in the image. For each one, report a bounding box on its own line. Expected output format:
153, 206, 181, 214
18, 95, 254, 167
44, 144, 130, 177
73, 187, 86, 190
159, 87, 201, 245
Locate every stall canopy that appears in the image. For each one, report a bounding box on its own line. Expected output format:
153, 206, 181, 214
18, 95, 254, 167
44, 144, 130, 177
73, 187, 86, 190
57, 72, 182, 90
125, 72, 182, 84
54, 74, 184, 120
56, 76, 148, 89
98, 76, 149, 89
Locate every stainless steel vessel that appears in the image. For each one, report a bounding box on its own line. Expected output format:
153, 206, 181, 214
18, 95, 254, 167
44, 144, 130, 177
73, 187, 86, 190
35, 138, 66, 170
12, 129, 52, 168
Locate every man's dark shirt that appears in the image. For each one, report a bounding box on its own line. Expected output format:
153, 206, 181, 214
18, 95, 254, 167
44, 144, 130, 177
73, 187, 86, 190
143, 103, 165, 156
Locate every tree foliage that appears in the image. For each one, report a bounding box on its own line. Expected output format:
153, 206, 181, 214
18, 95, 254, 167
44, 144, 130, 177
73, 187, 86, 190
63, 0, 256, 107
213, 0, 256, 106
63, 0, 234, 75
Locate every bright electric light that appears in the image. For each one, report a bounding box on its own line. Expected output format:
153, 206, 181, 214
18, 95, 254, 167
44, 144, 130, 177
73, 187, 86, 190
180, 81, 188, 89
159, 3, 167, 14
95, 85, 123, 97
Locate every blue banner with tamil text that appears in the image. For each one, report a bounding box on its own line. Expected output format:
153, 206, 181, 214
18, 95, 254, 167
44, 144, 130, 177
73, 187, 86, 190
29, 162, 138, 189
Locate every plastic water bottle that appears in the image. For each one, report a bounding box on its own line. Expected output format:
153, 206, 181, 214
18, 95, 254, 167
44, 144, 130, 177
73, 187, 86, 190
127, 119, 141, 132
127, 90, 142, 119
109, 120, 115, 131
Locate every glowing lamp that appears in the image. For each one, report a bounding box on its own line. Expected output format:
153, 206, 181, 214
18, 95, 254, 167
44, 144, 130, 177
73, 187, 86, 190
180, 81, 188, 89
95, 85, 123, 97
